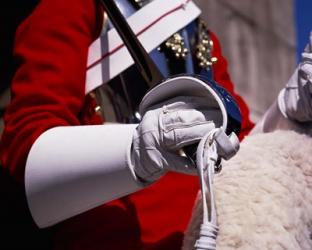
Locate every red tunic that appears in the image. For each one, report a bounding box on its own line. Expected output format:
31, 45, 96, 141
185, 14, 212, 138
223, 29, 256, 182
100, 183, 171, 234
0, 0, 254, 249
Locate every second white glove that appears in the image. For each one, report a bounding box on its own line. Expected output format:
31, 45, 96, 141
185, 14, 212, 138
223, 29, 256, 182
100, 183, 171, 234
279, 32, 312, 123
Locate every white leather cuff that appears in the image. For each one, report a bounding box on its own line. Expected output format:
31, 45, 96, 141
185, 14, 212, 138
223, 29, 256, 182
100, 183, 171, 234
251, 100, 309, 134
25, 124, 145, 228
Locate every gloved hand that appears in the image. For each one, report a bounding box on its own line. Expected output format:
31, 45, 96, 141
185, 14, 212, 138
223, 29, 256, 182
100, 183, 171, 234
132, 96, 238, 182
278, 32, 312, 123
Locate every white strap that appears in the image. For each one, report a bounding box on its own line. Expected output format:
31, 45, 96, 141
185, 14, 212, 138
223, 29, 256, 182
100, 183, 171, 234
85, 0, 201, 93
194, 129, 239, 250
194, 129, 220, 250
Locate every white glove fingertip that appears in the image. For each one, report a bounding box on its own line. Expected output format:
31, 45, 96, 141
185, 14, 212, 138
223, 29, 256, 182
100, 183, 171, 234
214, 130, 240, 160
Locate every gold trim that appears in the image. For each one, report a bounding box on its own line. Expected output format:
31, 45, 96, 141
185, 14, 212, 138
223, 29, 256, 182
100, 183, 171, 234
196, 19, 218, 70
165, 33, 188, 59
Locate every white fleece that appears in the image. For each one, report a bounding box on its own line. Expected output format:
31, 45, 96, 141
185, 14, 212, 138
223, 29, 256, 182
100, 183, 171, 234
183, 130, 312, 250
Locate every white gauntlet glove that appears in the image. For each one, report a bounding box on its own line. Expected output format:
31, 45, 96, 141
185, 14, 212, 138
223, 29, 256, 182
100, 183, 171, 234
24, 76, 240, 228
279, 32, 312, 123
132, 96, 223, 182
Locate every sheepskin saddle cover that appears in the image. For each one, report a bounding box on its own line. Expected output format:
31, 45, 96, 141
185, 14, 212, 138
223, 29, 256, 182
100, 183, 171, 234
183, 130, 312, 250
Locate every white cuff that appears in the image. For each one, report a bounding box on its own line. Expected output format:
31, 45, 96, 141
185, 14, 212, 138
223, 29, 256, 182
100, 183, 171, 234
251, 100, 308, 134
25, 124, 145, 228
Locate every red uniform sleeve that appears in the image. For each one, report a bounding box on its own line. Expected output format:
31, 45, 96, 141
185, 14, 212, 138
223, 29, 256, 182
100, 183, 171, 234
0, 0, 103, 184
210, 31, 254, 140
